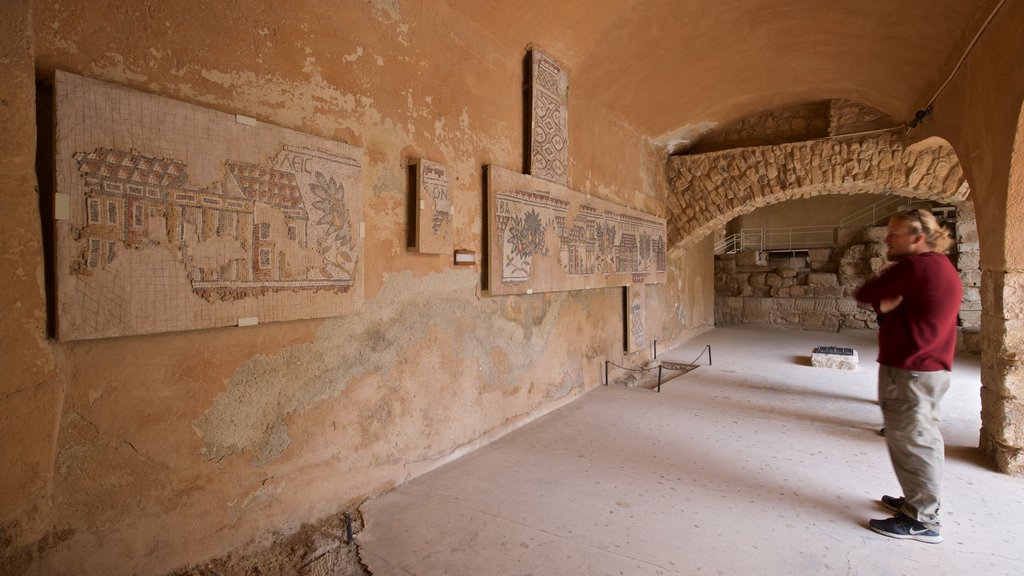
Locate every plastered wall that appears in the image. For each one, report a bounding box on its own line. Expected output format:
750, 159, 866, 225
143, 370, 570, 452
0, 2, 713, 574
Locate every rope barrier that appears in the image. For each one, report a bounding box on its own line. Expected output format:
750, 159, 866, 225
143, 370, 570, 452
604, 344, 712, 392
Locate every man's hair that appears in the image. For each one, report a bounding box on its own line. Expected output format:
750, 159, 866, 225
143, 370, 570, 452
892, 208, 954, 253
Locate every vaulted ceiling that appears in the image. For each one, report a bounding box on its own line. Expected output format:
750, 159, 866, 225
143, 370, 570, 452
447, 0, 1003, 148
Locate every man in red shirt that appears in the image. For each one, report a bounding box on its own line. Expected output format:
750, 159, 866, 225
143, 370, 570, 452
854, 208, 962, 544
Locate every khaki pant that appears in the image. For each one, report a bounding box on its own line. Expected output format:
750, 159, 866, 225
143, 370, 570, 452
878, 364, 950, 530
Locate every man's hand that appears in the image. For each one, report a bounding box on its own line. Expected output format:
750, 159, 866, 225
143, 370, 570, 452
879, 295, 903, 314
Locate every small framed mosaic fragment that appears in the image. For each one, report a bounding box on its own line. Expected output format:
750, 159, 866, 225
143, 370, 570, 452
624, 283, 647, 353
408, 158, 453, 255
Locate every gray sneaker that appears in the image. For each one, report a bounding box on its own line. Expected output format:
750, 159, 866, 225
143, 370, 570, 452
881, 494, 905, 513
868, 513, 942, 544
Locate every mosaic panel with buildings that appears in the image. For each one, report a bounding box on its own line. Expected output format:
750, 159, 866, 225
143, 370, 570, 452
54, 71, 364, 341
487, 165, 666, 296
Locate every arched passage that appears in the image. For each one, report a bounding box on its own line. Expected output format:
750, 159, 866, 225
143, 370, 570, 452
665, 130, 968, 254
977, 100, 1024, 474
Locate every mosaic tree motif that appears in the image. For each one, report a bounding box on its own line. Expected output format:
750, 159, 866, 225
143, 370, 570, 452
54, 71, 364, 341
487, 165, 666, 295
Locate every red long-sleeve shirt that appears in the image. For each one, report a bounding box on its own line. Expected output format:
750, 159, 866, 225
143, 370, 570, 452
854, 251, 962, 371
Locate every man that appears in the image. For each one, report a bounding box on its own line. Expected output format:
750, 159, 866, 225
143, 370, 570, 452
854, 208, 961, 544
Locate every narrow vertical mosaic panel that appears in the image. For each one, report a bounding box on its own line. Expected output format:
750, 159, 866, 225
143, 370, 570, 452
410, 158, 453, 255
487, 165, 666, 296
527, 48, 569, 186
625, 284, 646, 353
53, 71, 364, 341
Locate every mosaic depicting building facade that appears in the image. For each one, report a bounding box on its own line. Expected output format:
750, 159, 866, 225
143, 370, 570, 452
487, 165, 666, 296
54, 72, 363, 341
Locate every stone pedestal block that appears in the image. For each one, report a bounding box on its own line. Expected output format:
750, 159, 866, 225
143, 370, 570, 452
811, 346, 859, 370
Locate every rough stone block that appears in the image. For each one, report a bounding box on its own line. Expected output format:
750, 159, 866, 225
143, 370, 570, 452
957, 328, 983, 354
811, 346, 859, 370
963, 287, 981, 304
960, 269, 982, 286
869, 257, 890, 273
836, 298, 859, 313
807, 273, 838, 287
958, 252, 980, 270
808, 248, 833, 262
742, 306, 772, 325
959, 309, 982, 324
801, 311, 840, 332
842, 244, 866, 260
779, 268, 798, 278
867, 243, 888, 258
735, 250, 766, 267
774, 298, 796, 311
775, 311, 802, 325
745, 297, 775, 312
863, 226, 887, 243
959, 241, 980, 253
814, 286, 844, 298
981, 360, 1024, 399
719, 258, 737, 274
835, 227, 861, 249
979, 429, 1024, 475
749, 273, 766, 287
765, 273, 783, 287
980, 389, 1024, 446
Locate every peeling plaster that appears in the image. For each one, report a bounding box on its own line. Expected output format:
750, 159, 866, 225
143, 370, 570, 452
193, 269, 566, 465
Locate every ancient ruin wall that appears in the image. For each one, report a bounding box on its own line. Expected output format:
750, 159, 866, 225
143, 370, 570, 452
666, 131, 969, 253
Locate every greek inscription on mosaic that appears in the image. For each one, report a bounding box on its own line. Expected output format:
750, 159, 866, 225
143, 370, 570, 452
54, 71, 363, 341
410, 158, 453, 255
528, 49, 569, 186
487, 165, 666, 296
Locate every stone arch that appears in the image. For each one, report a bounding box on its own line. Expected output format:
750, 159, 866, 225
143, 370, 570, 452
978, 99, 1024, 474
665, 129, 968, 255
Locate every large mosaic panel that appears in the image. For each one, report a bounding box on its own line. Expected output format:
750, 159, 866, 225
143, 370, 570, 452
487, 165, 666, 296
527, 48, 569, 186
54, 71, 363, 341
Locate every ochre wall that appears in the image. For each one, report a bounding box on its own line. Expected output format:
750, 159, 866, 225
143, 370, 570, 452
0, 2, 713, 574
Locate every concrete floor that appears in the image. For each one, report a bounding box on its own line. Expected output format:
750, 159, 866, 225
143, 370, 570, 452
358, 326, 1024, 576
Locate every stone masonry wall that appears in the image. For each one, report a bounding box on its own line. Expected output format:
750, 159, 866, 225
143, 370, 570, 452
715, 231, 883, 332
667, 131, 969, 254
717, 219, 980, 349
